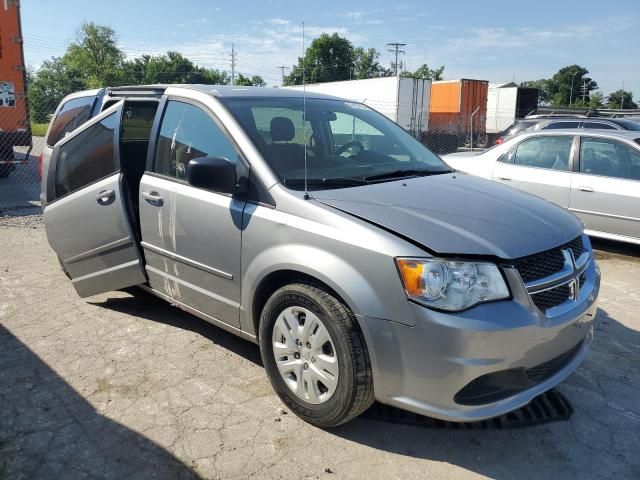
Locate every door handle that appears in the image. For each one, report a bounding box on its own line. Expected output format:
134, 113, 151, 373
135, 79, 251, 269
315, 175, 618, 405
96, 189, 116, 205
142, 191, 164, 206
499, 176, 511, 181
578, 185, 594, 192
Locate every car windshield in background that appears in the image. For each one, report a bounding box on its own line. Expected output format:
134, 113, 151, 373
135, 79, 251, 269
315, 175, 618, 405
221, 97, 451, 190
611, 118, 640, 131
499, 120, 539, 137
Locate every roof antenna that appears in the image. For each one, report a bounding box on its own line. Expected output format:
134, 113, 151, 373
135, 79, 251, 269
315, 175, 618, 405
302, 21, 310, 200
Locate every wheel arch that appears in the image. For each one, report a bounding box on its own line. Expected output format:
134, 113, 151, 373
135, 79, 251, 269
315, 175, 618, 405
251, 269, 356, 341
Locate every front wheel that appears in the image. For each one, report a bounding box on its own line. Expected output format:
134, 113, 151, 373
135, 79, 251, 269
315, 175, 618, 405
259, 283, 374, 428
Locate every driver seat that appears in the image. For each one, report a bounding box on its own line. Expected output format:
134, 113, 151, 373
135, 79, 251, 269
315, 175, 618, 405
265, 117, 306, 174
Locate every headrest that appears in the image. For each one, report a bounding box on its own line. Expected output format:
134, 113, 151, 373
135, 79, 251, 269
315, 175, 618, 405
270, 117, 295, 142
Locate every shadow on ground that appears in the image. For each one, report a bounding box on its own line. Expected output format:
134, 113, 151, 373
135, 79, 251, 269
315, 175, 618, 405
0, 323, 201, 480
591, 237, 640, 259
91, 288, 262, 367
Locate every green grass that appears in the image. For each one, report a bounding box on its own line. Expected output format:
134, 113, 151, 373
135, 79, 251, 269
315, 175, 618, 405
30, 122, 48, 137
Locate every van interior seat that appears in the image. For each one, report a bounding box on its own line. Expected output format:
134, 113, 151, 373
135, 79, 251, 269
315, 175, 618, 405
265, 117, 305, 174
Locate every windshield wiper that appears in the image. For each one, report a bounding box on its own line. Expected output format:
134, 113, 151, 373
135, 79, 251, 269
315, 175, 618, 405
319, 177, 369, 185
285, 177, 369, 188
363, 169, 449, 182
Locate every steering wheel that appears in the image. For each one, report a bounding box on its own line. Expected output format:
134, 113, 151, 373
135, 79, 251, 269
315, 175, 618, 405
335, 140, 365, 157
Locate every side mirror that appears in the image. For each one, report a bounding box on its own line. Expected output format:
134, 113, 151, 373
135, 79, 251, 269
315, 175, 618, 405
186, 156, 247, 195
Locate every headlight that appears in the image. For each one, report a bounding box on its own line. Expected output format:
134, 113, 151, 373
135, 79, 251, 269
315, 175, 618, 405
395, 258, 510, 311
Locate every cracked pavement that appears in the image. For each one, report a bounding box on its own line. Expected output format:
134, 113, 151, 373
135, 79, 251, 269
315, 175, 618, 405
0, 214, 639, 479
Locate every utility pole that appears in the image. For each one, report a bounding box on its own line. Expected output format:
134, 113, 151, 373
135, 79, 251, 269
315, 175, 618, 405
621, 80, 625, 109
569, 71, 578, 107
277, 65, 288, 86
386, 42, 406, 76
230, 44, 236, 85
582, 80, 587, 105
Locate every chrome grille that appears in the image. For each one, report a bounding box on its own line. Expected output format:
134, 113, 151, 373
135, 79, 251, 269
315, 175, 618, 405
531, 284, 571, 312
566, 236, 585, 259
513, 250, 565, 283
513, 235, 584, 283
512, 235, 590, 317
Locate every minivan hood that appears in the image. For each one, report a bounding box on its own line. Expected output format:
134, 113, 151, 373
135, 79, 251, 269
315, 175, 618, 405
312, 173, 582, 259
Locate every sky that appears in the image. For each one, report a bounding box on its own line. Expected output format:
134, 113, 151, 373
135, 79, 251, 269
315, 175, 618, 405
20, 0, 639, 99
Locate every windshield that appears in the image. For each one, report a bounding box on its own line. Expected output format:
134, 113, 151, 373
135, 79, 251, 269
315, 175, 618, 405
611, 118, 640, 131
499, 120, 539, 137
220, 96, 451, 190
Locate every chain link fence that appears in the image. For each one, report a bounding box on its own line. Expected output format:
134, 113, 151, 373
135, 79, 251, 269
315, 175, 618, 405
0, 89, 58, 212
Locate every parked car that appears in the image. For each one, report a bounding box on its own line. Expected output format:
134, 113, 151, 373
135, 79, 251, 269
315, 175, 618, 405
529, 117, 640, 133
494, 118, 545, 144
445, 129, 640, 245
494, 116, 640, 145
42, 85, 600, 427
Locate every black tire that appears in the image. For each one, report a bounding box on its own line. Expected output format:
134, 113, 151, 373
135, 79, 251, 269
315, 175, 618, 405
259, 282, 374, 428
476, 133, 489, 148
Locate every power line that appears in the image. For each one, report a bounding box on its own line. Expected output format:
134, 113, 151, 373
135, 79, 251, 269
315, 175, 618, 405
386, 42, 406, 76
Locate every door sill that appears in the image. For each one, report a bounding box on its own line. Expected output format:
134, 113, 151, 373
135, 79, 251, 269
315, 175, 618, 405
137, 284, 258, 344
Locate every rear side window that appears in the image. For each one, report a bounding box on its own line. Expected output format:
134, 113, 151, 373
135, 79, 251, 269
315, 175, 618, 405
154, 101, 239, 181
47, 96, 96, 147
54, 113, 117, 198
580, 137, 640, 181
507, 136, 574, 170
543, 121, 580, 130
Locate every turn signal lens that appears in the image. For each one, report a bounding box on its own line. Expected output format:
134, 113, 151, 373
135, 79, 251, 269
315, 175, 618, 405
396, 259, 425, 297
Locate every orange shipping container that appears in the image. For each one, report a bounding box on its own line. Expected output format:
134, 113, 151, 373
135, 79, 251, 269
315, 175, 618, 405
0, 0, 31, 161
428, 79, 488, 136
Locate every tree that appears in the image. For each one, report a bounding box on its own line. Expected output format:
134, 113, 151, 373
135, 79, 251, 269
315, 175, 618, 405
522, 65, 598, 107
235, 74, 266, 87
549, 65, 597, 107
353, 47, 389, 79
28, 57, 85, 122
121, 51, 229, 85
63, 22, 125, 87
607, 90, 638, 109
588, 91, 605, 109
406, 64, 445, 81
284, 33, 355, 85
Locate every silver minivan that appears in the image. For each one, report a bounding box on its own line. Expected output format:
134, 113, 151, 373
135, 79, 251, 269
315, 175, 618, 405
42, 85, 600, 427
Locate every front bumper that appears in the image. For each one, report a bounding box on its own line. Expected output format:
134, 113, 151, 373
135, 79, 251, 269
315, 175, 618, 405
359, 255, 600, 422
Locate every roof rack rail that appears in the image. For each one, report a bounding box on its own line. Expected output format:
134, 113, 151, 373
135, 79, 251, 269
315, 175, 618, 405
527, 106, 640, 119
106, 85, 167, 97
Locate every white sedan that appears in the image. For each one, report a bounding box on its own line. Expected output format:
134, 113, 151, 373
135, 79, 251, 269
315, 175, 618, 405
443, 129, 640, 245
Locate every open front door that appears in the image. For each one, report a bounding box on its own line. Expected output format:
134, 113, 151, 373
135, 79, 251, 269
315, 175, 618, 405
43, 101, 147, 297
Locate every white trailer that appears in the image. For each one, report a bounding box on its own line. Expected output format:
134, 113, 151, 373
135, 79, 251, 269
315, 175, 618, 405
285, 76, 431, 137
486, 82, 539, 137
